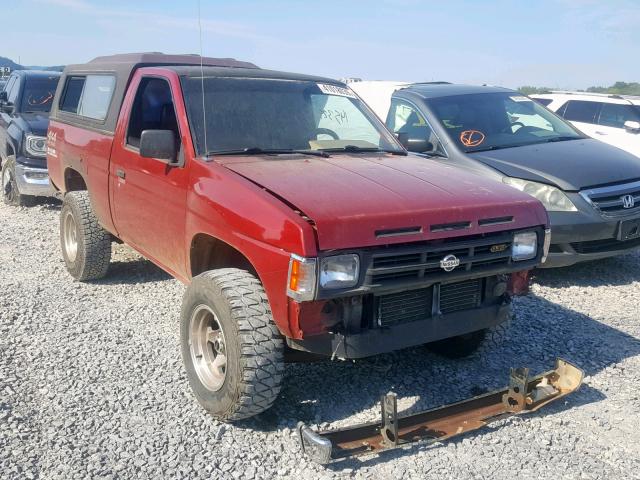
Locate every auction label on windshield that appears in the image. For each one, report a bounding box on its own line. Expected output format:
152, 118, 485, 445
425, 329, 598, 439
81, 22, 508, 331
317, 83, 357, 98
510, 95, 532, 102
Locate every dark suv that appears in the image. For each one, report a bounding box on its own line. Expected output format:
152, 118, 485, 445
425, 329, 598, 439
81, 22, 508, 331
0, 70, 61, 206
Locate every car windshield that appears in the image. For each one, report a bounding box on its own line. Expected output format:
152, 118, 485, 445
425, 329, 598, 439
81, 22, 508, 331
427, 92, 584, 153
21, 75, 59, 113
181, 77, 404, 155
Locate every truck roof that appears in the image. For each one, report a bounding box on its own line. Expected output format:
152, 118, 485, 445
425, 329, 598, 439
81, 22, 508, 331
51, 52, 345, 134
168, 65, 342, 84
51, 52, 260, 134
82, 52, 258, 70
10, 70, 61, 78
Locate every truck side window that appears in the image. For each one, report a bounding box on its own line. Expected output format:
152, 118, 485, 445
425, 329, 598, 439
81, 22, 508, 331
60, 76, 86, 114
7, 75, 20, 105
387, 99, 443, 154
127, 78, 180, 150
78, 75, 115, 120
3, 76, 16, 100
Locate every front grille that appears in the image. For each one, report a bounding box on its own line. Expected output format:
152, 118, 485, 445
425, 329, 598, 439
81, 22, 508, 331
367, 231, 514, 287
376, 279, 483, 327
377, 288, 433, 327
582, 180, 640, 217
571, 236, 640, 254
440, 279, 483, 314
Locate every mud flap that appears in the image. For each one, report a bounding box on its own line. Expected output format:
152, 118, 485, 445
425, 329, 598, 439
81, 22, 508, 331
298, 358, 583, 464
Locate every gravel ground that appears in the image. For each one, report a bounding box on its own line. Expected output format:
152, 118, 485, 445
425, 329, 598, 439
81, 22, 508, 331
1, 199, 640, 480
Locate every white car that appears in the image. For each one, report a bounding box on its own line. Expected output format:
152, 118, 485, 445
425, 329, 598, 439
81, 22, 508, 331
531, 91, 640, 158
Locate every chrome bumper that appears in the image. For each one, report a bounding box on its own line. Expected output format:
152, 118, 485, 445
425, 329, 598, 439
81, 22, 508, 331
298, 358, 583, 464
14, 163, 53, 197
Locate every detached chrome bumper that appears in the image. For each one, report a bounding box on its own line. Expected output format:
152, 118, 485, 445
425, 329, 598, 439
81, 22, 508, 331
15, 163, 53, 197
298, 358, 583, 464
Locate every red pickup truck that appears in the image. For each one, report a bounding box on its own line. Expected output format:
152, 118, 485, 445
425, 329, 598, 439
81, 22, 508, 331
47, 54, 551, 425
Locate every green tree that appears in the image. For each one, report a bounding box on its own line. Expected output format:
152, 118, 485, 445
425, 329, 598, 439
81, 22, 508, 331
517, 86, 552, 95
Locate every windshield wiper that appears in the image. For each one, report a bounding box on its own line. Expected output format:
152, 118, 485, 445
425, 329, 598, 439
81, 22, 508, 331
467, 145, 514, 153
207, 147, 330, 158
320, 145, 407, 156
542, 136, 582, 143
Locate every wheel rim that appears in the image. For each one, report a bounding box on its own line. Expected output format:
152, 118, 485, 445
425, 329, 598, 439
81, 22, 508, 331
63, 209, 78, 263
189, 304, 227, 392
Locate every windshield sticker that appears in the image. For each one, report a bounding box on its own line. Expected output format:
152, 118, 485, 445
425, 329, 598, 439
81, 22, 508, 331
509, 95, 532, 102
320, 109, 348, 125
317, 83, 357, 98
460, 130, 486, 147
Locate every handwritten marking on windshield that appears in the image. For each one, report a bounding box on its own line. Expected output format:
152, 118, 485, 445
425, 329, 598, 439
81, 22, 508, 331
460, 130, 485, 147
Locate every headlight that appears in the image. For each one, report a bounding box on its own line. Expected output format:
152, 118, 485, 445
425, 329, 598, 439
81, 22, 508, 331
320, 254, 360, 289
287, 254, 317, 302
24, 134, 47, 158
503, 177, 577, 212
512, 231, 538, 261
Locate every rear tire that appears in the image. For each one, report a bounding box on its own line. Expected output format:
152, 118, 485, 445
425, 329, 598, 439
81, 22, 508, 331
2, 157, 32, 207
181, 268, 285, 422
426, 329, 487, 359
60, 191, 112, 281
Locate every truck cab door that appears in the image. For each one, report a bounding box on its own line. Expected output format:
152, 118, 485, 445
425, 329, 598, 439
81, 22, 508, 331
110, 73, 190, 279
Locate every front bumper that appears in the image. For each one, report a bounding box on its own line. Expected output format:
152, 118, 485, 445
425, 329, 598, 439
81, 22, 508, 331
298, 358, 583, 464
14, 159, 53, 197
543, 195, 640, 268
288, 302, 512, 359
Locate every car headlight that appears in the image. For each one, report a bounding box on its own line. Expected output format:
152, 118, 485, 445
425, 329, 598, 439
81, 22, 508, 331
512, 231, 538, 261
503, 177, 577, 212
320, 254, 360, 289
287, 254, 317, 302
24, 134, 47, 158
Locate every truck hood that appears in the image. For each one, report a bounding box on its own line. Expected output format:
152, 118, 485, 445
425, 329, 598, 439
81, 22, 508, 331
16, 113, 50, 136
467, 138, 640, 191
219, 154, 548, 250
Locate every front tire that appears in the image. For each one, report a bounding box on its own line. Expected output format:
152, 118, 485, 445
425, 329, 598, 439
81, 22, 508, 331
60, 191, 112, 281
2, 156, 32, 207
181, 269, 285, 422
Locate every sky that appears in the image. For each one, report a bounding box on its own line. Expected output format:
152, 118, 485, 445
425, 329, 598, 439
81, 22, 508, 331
3, 0, 639, 89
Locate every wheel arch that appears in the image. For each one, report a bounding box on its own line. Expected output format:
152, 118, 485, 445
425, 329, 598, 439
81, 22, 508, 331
189, 233, 259, 279
63, 167, 88, 192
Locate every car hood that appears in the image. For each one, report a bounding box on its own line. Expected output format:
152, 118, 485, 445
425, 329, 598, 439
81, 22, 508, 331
17, 113, 50, 136
219, 153, 548, 250
467, 138, 640, 191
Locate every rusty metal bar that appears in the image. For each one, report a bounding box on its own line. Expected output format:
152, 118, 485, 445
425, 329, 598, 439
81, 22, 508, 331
298, 358, 583, 464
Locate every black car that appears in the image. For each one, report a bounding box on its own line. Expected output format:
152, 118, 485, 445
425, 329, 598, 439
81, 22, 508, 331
0, 70, 61, 206
353, 83, 640, 268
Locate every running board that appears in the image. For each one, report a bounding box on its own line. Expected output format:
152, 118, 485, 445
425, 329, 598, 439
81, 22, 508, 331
298, 358, 583, 464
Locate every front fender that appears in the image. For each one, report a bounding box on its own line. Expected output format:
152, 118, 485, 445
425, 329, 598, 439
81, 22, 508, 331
185, 160, 318, 338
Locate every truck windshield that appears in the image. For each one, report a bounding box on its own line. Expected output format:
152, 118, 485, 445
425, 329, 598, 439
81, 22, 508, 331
181, 77, 404, 155
427, 92, 584, 153
21, 76, 59, 113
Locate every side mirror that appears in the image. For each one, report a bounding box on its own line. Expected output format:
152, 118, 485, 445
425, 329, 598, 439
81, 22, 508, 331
397, 132, 433, 153
0, 101, 14, 114
139, 130, 177, 163
0, 91, 7, 102
624, 120, 640, 133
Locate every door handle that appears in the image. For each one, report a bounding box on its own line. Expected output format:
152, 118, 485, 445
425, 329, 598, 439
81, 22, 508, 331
116, 168, 126, 179
595, 131, 607, 135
